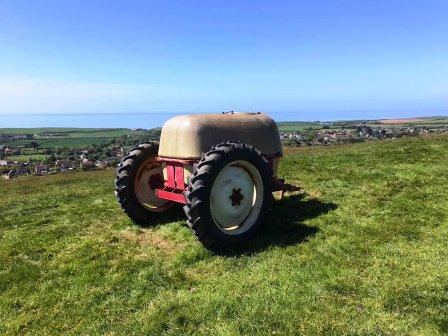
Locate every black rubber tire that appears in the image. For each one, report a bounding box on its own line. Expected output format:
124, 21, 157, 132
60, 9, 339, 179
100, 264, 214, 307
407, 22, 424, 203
184, 141, 272, 250
115, 141, 172, 224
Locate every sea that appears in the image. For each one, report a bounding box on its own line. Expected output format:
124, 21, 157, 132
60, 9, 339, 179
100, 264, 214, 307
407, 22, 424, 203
0, 112, 313, 129
0, 111, 434, 129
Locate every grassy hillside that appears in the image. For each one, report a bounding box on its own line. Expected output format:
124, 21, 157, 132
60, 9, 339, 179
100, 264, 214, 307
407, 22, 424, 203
0, 127, 133, 136
276, 116, 448, 131
277, 122, 324, 131
0, 128, 147, 148
5, 154, 49, 162
1, 135, 448, 335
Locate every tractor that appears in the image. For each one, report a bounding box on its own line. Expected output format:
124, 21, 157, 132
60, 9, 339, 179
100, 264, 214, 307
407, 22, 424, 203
115, 112, 298, 250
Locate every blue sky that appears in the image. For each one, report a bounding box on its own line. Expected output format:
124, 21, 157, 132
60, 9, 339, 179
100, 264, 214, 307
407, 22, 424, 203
0, 0, 447, 120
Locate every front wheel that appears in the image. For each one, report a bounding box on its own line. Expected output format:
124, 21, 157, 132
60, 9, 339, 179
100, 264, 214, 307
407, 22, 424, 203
115, 142, 174, 224
184, 141, 272, 250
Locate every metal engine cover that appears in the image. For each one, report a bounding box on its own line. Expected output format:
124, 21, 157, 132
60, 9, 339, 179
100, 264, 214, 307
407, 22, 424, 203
158, 112, 283, 159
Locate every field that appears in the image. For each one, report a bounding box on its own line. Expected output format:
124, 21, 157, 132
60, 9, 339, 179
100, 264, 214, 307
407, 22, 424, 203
0, 128, 147, 148
0, 128, 137, 137
1, 135, 448, 335
5, 154, 48, 163
379, 117, 448, 126
276, 122, 325, 131
277, 116, 448, 131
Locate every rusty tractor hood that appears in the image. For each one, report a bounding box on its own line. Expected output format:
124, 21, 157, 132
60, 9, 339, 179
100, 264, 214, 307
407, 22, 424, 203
158, 112, 282, 159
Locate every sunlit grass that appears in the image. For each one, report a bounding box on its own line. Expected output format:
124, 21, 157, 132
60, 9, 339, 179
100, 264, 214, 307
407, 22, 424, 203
1, 134, 448, 335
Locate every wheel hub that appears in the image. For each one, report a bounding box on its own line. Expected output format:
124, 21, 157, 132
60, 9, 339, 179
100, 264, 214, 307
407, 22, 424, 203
134, 158, 172, 212
230, 188, 244, 206
210, 161, 264, 234
148, 173, 164, 189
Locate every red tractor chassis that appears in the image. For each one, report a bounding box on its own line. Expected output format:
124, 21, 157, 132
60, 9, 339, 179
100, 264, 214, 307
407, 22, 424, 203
153, 155, 298, 204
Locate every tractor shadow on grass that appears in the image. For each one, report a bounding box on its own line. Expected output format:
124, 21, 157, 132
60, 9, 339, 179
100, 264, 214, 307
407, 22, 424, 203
136, 204, 186, 227
219, 193, 338, 256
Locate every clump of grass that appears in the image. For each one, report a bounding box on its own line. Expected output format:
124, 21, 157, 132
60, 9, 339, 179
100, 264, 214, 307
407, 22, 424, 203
1, 135, 448, 335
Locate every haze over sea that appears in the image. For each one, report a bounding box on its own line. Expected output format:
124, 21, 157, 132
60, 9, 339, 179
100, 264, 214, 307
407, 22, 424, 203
0, 110, 441, 129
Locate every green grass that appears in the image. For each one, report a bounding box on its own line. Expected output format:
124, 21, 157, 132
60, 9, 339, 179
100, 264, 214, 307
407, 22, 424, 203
1, 135, 448, 335
5, 137, 116, 148
277, 122, 324, 131
5, 154, 48, 162
36, 137, 114, 147
276, 116, 448, 131
0, 128, 147, 148
0, 128, 132, 136
32, 129, 144, 139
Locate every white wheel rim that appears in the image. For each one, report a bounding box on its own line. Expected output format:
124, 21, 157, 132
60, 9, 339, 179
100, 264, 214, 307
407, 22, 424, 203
134, 157, 172, 212
210, 160, 264, 235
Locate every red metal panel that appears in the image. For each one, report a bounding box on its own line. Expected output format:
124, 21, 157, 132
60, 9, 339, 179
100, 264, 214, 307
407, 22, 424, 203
156, 161, 186, 203
155, 189, 187, 204
166, 164, 176, 188
174, 164, 185, 190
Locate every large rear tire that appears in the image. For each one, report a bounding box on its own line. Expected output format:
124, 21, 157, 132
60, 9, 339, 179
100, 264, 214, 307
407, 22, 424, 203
115, 142, 174, 224
184, 141, 272, 250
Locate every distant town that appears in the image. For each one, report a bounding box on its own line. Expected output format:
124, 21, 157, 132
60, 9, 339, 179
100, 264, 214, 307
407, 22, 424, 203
279, 123, 448, 146
0, 128, 160, 179
1, 117, 448, 179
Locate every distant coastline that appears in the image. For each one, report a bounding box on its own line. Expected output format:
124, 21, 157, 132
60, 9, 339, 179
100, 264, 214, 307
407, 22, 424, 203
0, 113, 181, 129
1, 112, 447, 129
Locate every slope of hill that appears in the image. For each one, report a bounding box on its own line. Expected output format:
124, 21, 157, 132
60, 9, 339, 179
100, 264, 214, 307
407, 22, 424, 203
1, 135, 448, 335
0, 128, 149, 148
